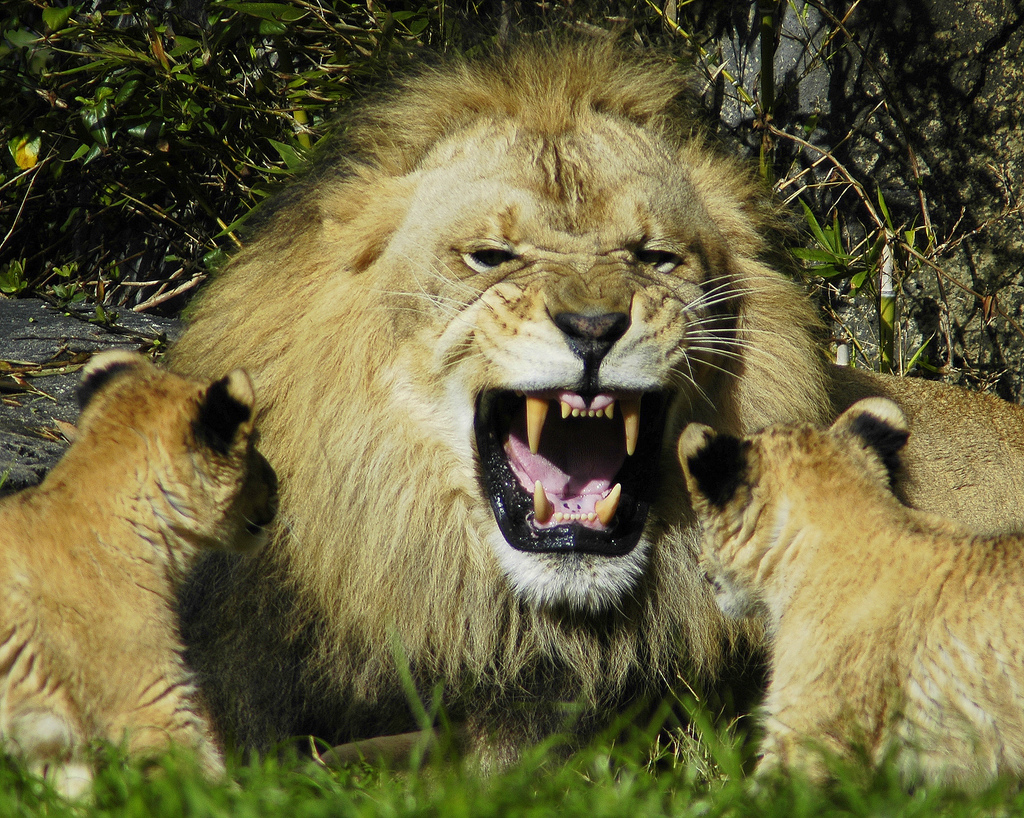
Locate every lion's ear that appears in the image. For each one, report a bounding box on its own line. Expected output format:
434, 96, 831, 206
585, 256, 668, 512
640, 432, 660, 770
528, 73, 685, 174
195, 368, 256, 455
832, 397, 909, 486
679, 423, 748, 508
78, 349, 145, 410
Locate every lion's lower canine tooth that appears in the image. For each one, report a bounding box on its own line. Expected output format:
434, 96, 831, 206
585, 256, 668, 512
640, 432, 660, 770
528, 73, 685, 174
526, 396, 549, 454
533, 480, 553, 524
595, 483, 621, 526
621, 398, 640, 456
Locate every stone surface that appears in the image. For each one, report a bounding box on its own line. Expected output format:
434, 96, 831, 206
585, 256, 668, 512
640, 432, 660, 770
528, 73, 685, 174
0, 298, 179, 494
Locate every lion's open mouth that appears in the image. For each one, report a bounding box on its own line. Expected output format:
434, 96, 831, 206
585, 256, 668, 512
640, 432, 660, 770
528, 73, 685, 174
475, 390, 667, 556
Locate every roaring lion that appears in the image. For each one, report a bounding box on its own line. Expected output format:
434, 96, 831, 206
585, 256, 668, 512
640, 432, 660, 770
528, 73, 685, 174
169, 39, 1024, 764
0, 350, 277, 795
680, 398, 1024, 789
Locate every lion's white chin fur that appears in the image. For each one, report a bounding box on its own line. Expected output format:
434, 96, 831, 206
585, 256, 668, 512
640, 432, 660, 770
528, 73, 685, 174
486, 528, 651, 611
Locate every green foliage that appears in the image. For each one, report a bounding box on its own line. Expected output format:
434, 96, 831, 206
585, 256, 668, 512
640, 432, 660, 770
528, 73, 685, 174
0, 0, 439, 312
0, 708, 1021, 818
0, 259, 29, 295
792, 200, 883, 294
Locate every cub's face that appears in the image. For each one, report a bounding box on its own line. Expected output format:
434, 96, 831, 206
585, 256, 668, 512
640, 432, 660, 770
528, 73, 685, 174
78, 350, 278, 553
678, 398, 910, 621
364, 118, 744, 610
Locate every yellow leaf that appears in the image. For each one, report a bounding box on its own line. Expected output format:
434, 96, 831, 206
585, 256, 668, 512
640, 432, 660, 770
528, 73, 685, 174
13, 136, 40, 170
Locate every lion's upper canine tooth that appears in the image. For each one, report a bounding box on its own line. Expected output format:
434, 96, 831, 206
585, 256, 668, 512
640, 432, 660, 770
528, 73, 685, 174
595, 483, 622, 526
621, 397, 641, 456
533, 480, 553, 524
526, 396, 549, 454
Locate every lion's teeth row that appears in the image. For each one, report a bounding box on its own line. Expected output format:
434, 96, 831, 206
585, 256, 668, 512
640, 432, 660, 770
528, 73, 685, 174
533, 481, 621, 526
525, 396, 640, 456
561, 403, 615, 419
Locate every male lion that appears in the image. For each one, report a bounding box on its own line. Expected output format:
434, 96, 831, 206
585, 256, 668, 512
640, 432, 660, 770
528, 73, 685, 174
170, 39, 1024, 764
680, 399, 1024, 789
0, 350, 277, 795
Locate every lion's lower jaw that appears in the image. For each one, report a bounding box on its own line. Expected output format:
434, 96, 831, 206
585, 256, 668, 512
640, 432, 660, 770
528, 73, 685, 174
487, 530, 650, 611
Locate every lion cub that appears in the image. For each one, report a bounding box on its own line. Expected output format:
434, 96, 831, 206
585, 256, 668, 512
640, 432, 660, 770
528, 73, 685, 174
0, 350, 277, 795
680, 397, 1024, 790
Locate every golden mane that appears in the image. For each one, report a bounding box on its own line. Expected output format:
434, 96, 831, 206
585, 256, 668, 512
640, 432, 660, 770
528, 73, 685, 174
171, 38, 831, 763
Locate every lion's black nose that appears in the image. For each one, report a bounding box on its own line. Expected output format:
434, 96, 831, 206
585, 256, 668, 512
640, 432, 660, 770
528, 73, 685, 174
553, 311, 630, 366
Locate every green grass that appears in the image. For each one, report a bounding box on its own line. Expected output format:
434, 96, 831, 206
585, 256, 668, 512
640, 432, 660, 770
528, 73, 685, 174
5, 717, 1024, 818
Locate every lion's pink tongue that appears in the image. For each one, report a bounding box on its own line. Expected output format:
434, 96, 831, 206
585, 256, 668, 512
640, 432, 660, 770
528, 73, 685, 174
504, 397, 626, 528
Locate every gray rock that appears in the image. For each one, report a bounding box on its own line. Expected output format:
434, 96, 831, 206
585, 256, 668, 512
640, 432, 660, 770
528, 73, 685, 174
0, 298, 179, 495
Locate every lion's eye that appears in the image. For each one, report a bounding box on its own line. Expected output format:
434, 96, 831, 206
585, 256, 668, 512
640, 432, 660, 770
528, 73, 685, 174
635, 248, 682, 274
464, 248, 517, 273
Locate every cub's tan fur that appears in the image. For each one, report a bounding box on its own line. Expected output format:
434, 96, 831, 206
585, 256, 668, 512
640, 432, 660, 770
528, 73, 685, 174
169, 38, 1024, 763
681, 400, 1024, 788
0, 350, 277, 794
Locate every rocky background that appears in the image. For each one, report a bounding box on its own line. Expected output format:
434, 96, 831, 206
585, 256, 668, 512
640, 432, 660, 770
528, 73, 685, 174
1, 0, 1022, 491
0, 299, 177, 493
698, 0, 1024, 396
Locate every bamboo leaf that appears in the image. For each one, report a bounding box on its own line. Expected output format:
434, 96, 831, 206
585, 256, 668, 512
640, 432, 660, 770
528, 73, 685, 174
267, 138, 305, 170
800, 200, 829, 248
863, 233, 886, 271
791, 248, 839, 263
877, 186, 894, 231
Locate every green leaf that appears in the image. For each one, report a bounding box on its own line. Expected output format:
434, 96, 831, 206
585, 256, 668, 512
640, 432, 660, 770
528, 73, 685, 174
791, 248, 841, 263
115, 78, 142, 105
80, 144, 102, 165
216, 1, 307, 22
168, 37, 201, 56
799, 200, 830, 249
0, 261, 28, 295
828, 212, 843, 255
127, 120, 166, 141
863, 232, 886, 272
92, 304, 118, 325
405, 17, 428, 36
42, 5, 77, 32
267, 138, 305, 170
5, 28, 39, 49
203, 248, 229, 269
80, 97, 111, 146
258, 19, 287, 35
877, 186, 894, 231
850, 269, 870, 289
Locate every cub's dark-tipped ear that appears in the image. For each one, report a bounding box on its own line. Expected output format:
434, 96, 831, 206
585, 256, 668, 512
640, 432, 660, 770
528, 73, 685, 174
832, 397, 909, 487
678, 423, 748, 508
195, 368, 256, 455
78, 349, 146, 410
